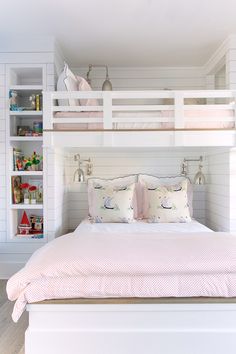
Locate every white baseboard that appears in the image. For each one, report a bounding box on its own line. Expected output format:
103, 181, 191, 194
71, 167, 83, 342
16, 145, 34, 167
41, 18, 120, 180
0, 262, 24, 279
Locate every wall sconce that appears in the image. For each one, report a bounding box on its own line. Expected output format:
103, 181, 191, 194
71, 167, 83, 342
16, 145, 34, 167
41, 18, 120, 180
73, 154, 93, 183
181, 156, 206, 185
86, 64, 112, 91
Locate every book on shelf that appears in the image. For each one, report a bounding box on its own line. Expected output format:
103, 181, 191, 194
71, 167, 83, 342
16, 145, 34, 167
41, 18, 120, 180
13, 148, 24, 171
11, 176, 22, 204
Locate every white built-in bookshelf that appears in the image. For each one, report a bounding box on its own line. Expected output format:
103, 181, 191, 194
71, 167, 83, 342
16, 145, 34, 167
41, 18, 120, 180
6, 64, 46, 242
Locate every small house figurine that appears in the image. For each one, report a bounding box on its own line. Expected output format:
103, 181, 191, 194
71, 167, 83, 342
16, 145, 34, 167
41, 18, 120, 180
18, 211, 31, 235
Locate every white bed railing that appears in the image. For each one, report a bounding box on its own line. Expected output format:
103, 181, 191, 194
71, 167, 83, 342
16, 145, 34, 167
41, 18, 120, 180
43, 90, 236, 131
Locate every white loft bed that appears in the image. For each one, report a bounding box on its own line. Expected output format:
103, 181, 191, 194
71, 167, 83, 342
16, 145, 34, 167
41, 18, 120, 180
23, 88, 236, 354
43, 89, 236, 147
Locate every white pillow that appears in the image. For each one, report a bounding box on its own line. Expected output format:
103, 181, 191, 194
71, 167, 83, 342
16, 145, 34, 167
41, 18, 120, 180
88, 175, 138, 218
138, 175, 193, 218
90, 183, 136, 223
57, 63, 79, 106
145, 180, 191, 223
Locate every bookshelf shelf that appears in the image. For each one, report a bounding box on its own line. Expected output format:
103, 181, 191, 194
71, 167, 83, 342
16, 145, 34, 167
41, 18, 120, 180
10, 204, 43, 210
9, 111, 43, 116
11, 171, 43, 176
9, 85, 43, 91
9, 236, 46, 243
10, 136, 43, 142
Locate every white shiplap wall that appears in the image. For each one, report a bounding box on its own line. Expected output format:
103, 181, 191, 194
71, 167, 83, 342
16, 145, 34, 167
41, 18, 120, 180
65, 148, 208, 230
74, 67, 207, 91
46, 148, 68, 240
205, 149, 230, 232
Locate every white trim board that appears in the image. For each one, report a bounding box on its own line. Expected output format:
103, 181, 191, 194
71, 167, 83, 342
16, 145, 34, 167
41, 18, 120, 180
26, 302, 236, 354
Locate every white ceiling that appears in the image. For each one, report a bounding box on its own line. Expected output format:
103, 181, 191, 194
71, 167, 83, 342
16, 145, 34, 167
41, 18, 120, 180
1, 0, 236, 66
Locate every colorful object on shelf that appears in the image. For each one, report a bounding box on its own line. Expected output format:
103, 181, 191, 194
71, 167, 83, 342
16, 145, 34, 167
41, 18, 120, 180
16, 121, 42, 137
20, 183, 30, 204
12, 176, 22, 204
18, 211, 31, 235
29, 185, 37, 204
13, 149, 43, 171
9, 90, 23, 111
29, 94, 36, 110
17, 126, 32, 136
33, 121, 43, 135
30, 215, 43, 233
17, 212, 43, 238
13, 148, 24, 171
24, 151, 43, 171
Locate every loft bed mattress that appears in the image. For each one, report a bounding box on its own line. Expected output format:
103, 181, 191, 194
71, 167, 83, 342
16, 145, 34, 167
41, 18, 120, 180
53, 110, 234, 130
7, 219, 236, 323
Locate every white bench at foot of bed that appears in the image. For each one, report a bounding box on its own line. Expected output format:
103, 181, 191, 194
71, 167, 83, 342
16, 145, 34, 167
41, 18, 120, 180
26, 301, 236, 354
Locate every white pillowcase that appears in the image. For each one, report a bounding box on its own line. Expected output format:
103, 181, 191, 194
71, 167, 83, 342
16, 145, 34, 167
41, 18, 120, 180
88, 175, 138, 218
57, 63, 79, 106
145, 180, 191, 223
138, 175, 193, 218
90, 183, 136, 223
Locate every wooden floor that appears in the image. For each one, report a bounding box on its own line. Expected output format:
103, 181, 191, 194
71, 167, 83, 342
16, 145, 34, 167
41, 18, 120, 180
0, 280, 27, 354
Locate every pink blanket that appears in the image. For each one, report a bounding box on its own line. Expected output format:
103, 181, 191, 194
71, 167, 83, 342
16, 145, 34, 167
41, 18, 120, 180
7, 231, 236, 322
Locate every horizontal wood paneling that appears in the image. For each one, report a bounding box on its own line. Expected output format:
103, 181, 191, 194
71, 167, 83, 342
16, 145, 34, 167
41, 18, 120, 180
74, 67, 206, 91
205, 151, 230, 231
65, 149, 208, 230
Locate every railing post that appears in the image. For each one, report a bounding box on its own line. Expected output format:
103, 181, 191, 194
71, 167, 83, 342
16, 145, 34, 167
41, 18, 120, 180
103, 91, 112, 129
233, 91, 236, 128
174, 92, 184, 129
174, 92, 184, 146
43, 92, 53, 130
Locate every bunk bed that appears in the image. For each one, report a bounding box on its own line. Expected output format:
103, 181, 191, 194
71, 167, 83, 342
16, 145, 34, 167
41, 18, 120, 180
43, 89, 236, 147
10, 87, 236, 354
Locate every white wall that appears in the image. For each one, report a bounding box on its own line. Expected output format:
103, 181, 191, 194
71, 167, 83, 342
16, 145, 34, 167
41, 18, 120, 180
65, 148, 208, 231
74, 67, 206, 91
205, 149, 230, 232
46, 148, 68, 240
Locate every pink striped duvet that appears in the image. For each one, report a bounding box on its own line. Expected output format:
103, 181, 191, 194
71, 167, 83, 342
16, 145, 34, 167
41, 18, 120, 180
7, 231, 236, 322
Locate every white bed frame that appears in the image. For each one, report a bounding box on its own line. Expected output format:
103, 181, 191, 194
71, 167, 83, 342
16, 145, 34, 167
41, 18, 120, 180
26, 300, 236, 354
43, 89, 236, 148
24, 88, 236, 353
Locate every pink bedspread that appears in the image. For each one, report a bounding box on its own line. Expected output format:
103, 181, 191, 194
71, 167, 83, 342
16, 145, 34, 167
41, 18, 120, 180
54, 110, 234, 130
7, 231, 236, 322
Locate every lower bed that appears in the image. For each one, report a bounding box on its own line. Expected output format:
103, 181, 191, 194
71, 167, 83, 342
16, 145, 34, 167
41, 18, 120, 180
7, 219, 236, 324
8, 220, 236, 354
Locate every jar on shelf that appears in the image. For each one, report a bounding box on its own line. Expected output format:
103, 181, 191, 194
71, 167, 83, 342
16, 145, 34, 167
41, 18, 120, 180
23, 190, 30, 204
29, 186, 37, 204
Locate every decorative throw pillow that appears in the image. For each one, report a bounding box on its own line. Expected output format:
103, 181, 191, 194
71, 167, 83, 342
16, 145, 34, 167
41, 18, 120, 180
90, 183, 136, 223
76, 76, 99, 107
145, 180, 191, 223
138, 175, 193, 218
88, 175, 138, 218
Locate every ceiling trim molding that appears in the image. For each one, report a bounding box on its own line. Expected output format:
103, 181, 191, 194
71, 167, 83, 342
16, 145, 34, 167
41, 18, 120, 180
203, 35, 236, 75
